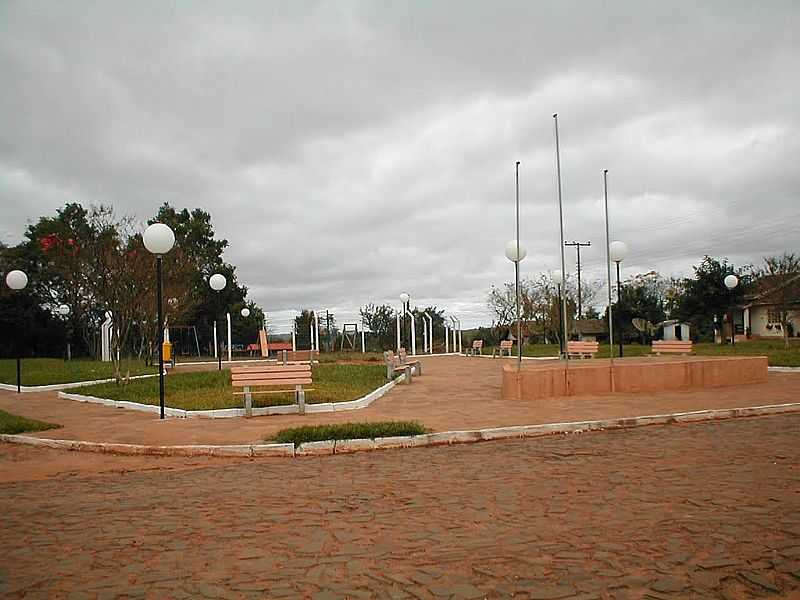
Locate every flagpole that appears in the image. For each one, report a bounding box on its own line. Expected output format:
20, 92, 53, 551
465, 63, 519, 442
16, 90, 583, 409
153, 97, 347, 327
553, 114, 569, 365
603, 169, 614, 363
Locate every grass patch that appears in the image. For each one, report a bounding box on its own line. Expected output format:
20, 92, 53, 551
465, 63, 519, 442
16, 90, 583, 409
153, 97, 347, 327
271, 421, 427, 446
484, 339, 800, 366
0, 358, 156, 386
0, 409, 60, 435
72, 363, 388, 411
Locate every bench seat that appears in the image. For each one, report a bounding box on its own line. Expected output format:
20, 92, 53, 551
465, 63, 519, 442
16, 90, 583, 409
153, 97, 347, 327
231, 363, 313, 416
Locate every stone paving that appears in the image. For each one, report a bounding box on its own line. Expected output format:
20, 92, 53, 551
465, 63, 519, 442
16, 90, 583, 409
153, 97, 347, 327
1, 414, 799, 599
0, 356, 798, 447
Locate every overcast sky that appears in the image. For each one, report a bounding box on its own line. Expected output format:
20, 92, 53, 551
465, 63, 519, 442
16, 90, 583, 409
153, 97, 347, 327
2, 1, 799, 330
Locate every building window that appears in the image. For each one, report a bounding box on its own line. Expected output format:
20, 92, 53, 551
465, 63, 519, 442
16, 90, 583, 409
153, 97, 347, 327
767, 310, 782, 324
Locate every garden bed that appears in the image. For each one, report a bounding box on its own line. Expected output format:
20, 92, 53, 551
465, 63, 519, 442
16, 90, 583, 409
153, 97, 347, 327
0, 358, 156, 387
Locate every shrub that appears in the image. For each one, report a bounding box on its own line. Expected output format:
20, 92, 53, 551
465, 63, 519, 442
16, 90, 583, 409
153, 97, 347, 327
271, 421, 427, 446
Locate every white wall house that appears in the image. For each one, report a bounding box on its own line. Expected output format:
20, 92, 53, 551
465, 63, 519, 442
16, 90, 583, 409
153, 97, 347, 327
738, 273, 800, 339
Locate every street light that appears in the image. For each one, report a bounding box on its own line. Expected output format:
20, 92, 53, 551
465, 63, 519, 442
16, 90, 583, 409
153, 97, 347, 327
143, 223, 176, 420
5, 270, 28, 393
398, 292, 416, 355
609, 240, 628, 357
209, 273, 227, 370
505, 239, 527, 368
724, 274, 739, 346
551, 270, 564, 356
57, 304, 72, 361
240, 307, 251, 318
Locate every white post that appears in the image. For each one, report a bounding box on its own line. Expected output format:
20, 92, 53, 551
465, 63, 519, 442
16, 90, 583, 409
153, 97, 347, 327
360, 319, 366, 353
226, 312, 232, 363
406, 310, 417, 356
292, 329, 297, 351
101, 312, 113, 362
309, 319, 315, 351
213, 321, 218, 358
457, 318, 463, 353
422, 318, 428, 353
313, 312, 320, 353
445, 323, 450, 353
396, 312, 401, 352
425, 313, 434, 354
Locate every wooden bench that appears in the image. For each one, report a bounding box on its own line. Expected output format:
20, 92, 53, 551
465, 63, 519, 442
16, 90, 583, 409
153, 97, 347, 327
566, 340, 599, 359
231, 363, 313, 417
467, 340, 484, 356
384, 351, 413, 383
493, 340, 513, 358
651, 340, 693, 356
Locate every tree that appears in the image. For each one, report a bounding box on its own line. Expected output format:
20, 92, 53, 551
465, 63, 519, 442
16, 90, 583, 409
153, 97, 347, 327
673, 256, 750, 342
753, 253, 800, 348
360, 303, 397, 351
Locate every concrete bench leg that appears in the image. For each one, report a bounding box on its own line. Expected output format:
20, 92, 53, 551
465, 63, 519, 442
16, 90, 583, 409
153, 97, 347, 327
403, 366, 411, 384
244, 385, 252, 418
296, 385, 305, 415
415, 362, 422, 376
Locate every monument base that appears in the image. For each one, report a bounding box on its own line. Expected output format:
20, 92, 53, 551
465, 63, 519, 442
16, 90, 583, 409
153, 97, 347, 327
502, 356, 768, 401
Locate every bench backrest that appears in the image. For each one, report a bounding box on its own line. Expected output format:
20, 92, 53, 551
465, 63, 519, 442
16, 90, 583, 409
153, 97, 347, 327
231, 364, 312, 388
283, 350, 317, 362
500, 340, 513, 349
652, 340, 693, 352
384, 350, 397, 364
472, 340, 483, 349
567, 341, 599, 352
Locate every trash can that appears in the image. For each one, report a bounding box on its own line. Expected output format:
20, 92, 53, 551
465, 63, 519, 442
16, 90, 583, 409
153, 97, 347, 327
162, 341, 172, 362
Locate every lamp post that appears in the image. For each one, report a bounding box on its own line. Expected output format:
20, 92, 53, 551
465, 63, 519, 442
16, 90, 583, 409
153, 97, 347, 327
505, 240, 527, 368
57, 304, 71, 361
551, 270, 564, 356
209, 273, 227, 370
609, 241, 628, 357
724, 274, 739, 346
5, 270, 28, 393
143, 223, 176, 420
399, 292, 410, 353
241, 307, 250, 318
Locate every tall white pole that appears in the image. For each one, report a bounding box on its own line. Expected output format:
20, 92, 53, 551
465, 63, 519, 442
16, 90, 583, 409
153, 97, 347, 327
445, 322, 450, 353
604, 169, 614, 360
425, 312, 434, 353
407, 310, 417, 356
554, 114, 570, 363
213, 320, 218, 358
292, 329, 297, 352
314, 312, 320, 352
457, 318, 462, 353
515, 160, 522, 368
361, 319, 366, 353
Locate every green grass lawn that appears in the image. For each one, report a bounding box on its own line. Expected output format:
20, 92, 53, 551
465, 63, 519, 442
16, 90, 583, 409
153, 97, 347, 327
0, 358, 157, 386
270, 421, 427, 445
0, 409, 60, 435
72, 363, 388, 411
483, 339, 800, 366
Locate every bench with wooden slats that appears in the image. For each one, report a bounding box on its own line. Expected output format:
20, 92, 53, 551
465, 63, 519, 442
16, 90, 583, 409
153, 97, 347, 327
231, 364, 313, 416
493, 340, 513, 358
566, 340, 599, 359
651, 340, 693, 356
467, 340, 484, 356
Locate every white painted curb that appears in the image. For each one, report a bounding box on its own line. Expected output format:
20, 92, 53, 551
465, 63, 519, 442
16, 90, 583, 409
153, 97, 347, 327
768, 366, 800, 372
4, 401, 798, 458
0, 373, 158, 394
57, 372, 408, 418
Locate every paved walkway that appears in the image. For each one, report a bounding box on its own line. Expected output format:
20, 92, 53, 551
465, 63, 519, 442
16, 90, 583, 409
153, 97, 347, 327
1, 414, 799, 598
0, 356, 798, 446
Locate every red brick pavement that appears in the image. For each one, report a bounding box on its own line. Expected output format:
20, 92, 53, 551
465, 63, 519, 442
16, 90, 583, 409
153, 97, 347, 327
1, 414, 799, 599
0, 356, 798, 447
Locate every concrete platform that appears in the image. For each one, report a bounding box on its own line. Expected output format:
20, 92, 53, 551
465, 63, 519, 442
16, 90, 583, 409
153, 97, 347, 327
502, 355, 769, 401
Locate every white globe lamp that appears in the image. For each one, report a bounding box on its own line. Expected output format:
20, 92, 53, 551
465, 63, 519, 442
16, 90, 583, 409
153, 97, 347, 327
240, 307, 250, 318
143, 223, 176, 255
58, 304, 70, 316
609, 241, 628, 263
209, 273, 227, 291
724, 274, 739, 290
399, 292, 410, 305
5, 270, 28, 291
504, 240, 527, 263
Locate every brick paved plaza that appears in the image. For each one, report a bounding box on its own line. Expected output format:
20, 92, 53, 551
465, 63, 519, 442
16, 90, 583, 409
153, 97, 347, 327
2, 414, 799, 599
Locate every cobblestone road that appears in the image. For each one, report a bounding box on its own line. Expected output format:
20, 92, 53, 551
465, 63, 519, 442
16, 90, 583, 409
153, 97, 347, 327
1, 415, 799, 599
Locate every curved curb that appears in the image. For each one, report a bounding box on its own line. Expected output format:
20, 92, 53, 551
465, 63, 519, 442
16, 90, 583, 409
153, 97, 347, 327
2, 401, 799, 458
0, 373, 159, 394
56, 372, 408, 418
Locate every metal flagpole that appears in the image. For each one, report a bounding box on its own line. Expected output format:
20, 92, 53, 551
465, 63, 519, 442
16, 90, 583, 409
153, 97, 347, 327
553, 114, 569, 365
603, 169, 614, 362
515, 161, 522, 369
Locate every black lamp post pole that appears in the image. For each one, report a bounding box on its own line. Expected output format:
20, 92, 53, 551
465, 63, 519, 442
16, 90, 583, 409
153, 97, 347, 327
156, 256, 166, 420
616, 261, 623, 358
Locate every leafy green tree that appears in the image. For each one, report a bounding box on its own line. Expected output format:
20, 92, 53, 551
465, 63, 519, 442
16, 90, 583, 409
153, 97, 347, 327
753, 252, 800, 348
673, 256, 749, 342
360, 303, 396, 351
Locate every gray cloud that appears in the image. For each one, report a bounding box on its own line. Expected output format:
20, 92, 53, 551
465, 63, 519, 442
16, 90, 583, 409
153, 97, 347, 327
2, 1, 799, 329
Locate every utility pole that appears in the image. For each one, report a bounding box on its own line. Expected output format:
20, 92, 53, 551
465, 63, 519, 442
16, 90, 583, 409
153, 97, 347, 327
565, 241, 591, 319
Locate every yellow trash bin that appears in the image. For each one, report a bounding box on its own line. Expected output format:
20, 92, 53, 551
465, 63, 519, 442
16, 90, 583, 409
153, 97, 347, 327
162, 341, 172, 362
